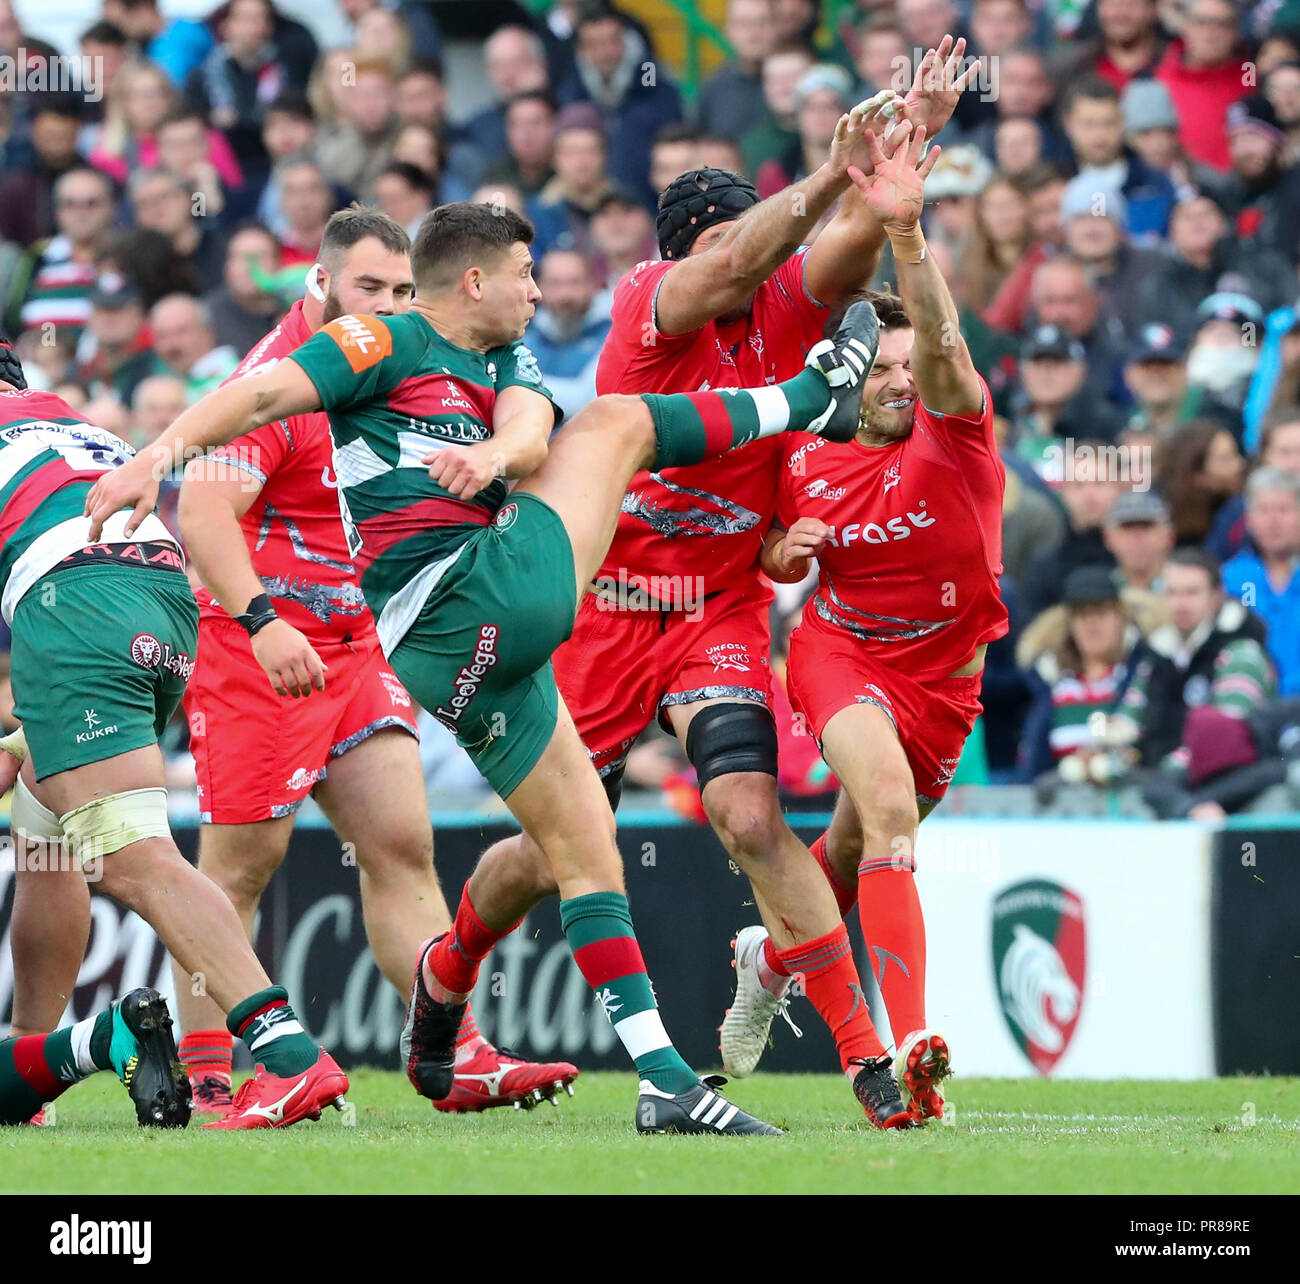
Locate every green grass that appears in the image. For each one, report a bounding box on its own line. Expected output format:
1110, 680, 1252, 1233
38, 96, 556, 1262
5, 1072, 1299, 1195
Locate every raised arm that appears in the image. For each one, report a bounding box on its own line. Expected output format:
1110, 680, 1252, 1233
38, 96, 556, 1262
653, 99, 892, 335
853, 124, 983, 417
85, 358, 323, 540
423, 385, 554, 499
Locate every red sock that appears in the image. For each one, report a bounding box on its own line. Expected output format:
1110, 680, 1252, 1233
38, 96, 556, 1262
776, 924, 885, 1073
857, 854, 927, 1044
177, 1029, 233, 1087
761, 935, 790, 981
426, 888, 520, 997
811, 832, 858, 917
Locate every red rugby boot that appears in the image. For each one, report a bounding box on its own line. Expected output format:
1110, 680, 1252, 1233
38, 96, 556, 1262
434, 1043, 578, 1113
203, 1049, 348, 1130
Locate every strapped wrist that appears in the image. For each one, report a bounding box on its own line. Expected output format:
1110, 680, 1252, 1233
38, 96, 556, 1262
235, 593, 279, 637
887, 224, 927, 263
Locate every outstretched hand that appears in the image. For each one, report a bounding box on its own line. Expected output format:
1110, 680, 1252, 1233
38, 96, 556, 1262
902, 35, 976, 140
848, 123, 941, 232
827, 91, 906, 183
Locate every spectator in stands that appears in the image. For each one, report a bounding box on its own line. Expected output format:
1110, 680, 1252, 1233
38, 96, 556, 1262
340, 0, 441, 64
1264, 60, 1300, 164
994, 117, 1045, 178
1054, 0, 1166, 89
527, 248, 611, 421
316, 56, 399, 195
79, 20, 132, 133
483, 91, 557, 199
148, 293, 238, 401
1011, 325, 1125, 474
353, 5, 413, 76
1209, 407, 1300, 558
757, 63, 853, 199
156, 106, 237, 223
1060, 176, 1162, 337
1129, 548, 1277, 819
15, 167, 117, 341
969, 0, 1032, 61
649, 122, 702, 196
589, 186, 656, 286
0, 93, 83, 246
456, 26, 551, 188
101, 0, 214, 86
274, 157, 332, 266
696, 134, 746, 176
1027, 255, 1129, 407
1223, 468, 1300, 693
528, 105, 612, 259
697, 0, 778, 141
740, 44, 814, 176
963, 176, 1032, 312
97, 226, 198, 308
1134, 195, 1290, 337
394, 59, 447, 131
1216, 96, 1300, 264
965, 48, 1070, 167
130, 372, 189, 446
1061, 76, 1176, 241
983, 164, 1068, 334
256, 91, 318, 237
849, 14, 908, 100
557, 3, 683, 200
471, 181, 526, 216
1122, 323, 1199, 436
1157, 417, 1245, 545
186, 0, 287, 178
774, 0, 819, 46
1019, 455, 1123, 617
205, 222, 284, 357
75, 273, 155, 404
372, 161, 436, 240
130, 167, 227, 295
1155, 0, 1250, 171
999, 418, 1067, 584
1186, 292, 1265, 426
923, 144, 992, 255
92, 60, 243, 194
1016, 565, 1162, 781
1103, 489, 1175, 591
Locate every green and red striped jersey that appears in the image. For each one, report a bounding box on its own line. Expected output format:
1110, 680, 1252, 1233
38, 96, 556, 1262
287, 311, 556, 652
0, 389, 181, 622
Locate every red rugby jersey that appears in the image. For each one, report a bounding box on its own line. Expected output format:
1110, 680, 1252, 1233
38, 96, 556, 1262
594, 250, 829, 592
777, 378, 1009, 681
196, 300, 375, 641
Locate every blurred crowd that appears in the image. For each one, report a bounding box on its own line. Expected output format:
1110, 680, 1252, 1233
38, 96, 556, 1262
2, 0, 1300, 817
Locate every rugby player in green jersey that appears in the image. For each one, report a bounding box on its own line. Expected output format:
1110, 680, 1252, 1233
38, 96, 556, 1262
85, 190, 882, 1132
0, 339, 348, 1130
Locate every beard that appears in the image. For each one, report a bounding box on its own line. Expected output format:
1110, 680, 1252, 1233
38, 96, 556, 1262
321, 291, 344, 324
860, 401, 916, 441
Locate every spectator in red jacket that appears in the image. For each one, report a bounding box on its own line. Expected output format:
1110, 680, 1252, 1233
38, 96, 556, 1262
1155, 0, 1251, 171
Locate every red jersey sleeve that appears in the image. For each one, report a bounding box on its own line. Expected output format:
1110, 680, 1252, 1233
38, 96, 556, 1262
209, 417, 296, 487
769, 247, 831, 326
918, 375, 996, 447
595, 259, 701, 395
775, 436, 802, 531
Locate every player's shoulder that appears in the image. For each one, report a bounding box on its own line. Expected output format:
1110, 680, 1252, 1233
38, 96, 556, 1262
613, 257, 672, 303
315, 311, 429, 373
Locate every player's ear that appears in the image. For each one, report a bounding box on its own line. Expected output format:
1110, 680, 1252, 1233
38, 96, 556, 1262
464, 266, 484, 301
306, 262, 329, 302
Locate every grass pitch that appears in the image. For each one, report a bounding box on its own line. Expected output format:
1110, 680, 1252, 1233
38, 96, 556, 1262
4, 1071, 1298, 1195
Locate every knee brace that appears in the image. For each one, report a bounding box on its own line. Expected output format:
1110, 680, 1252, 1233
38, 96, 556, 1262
684, 702, 778, 793
11, 776, 63, 843
59, 787, 170, 865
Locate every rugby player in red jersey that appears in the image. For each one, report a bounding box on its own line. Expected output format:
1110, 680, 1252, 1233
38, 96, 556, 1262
756, 123, 1010, 1121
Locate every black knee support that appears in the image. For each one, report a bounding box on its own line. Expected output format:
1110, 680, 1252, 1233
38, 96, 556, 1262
684, 702, 778, 792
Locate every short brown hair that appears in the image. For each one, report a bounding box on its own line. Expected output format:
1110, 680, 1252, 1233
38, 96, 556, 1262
824, 288, 909, 340
411, 201, 534, 292
320, 204, 411, 273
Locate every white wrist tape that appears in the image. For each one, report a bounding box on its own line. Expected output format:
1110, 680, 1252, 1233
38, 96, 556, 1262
0, 725, 27, 763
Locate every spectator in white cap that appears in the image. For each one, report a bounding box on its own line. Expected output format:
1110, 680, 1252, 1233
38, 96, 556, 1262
1121, 77, 1221, 195
1059, 174, 1162, 335
923, 143, 993, 253
756, 63, 855, 199
1185, 292, 1266, 424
